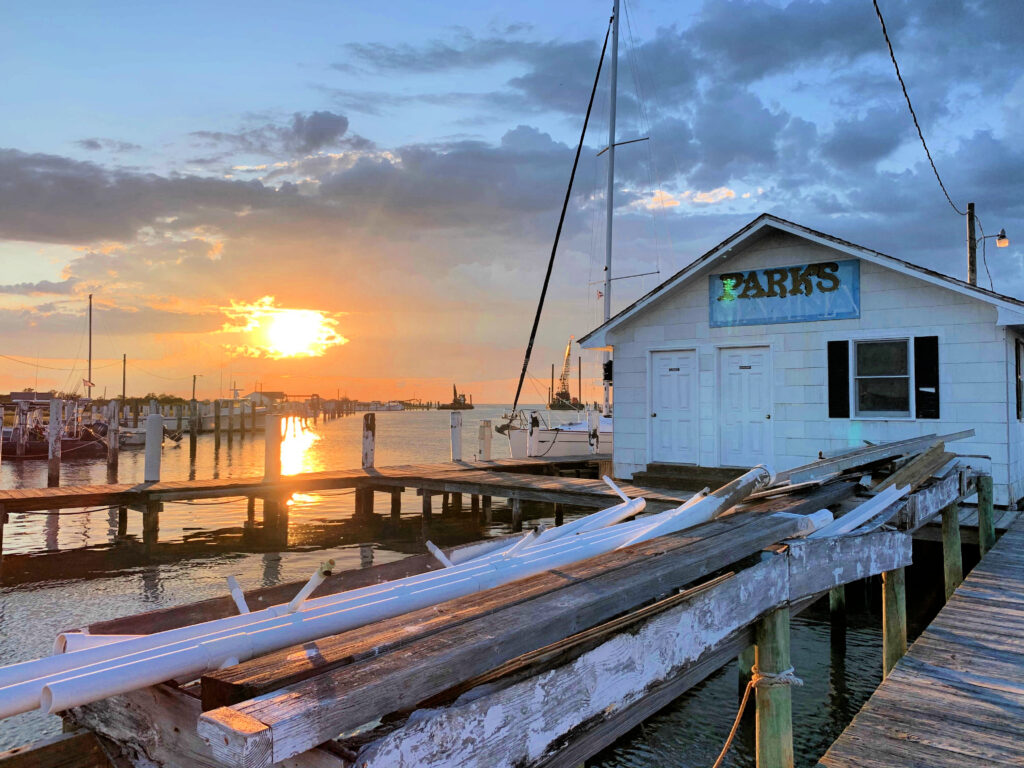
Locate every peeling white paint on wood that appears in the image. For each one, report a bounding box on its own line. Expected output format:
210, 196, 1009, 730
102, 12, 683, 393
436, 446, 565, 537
349, 558, 789, 768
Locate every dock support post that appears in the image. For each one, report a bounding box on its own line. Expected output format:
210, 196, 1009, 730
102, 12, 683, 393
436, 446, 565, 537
450, 411, 463, 462
107, 400, 119, 483
144, 413, 162, 483
16, 401, 27, 457
554, 502, 564, 527
0, 504, 6, 574
214, 401, 221, 450
227, 401, 234, 447
250, 400, 256, 433
829, 584, 846, 646
882, 567, 907, 677
452, 493, 463, 515
512, 497, 522, 532
246, 497, 256, 529
738, 644, 754, 698
471, 494, 480, 520
941, 502, 963, 599
189, 400, 198, 457
755, 607, 794, 768
391, 489, 402, 523
481, 495, 492, 525
175, 405, 182, 432
362, 413, 375, 468
239, 401, 247, 439
977, 475, 996, 556
117, 506, 127, 538
48, 398, 62, 487
264, 415, 283, 535
477, 419, 492, 461
143, 499, 160, 547
421, 491, 433, 523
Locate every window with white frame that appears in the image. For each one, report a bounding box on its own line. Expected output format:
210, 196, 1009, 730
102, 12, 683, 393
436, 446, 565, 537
854, 339, 910, 417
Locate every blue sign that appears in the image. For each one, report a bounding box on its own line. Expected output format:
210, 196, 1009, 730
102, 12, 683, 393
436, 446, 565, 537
709, 259, 860, 327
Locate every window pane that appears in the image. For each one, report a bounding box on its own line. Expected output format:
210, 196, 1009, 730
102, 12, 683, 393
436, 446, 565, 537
856, 340, 907, 376
856, 377, 910, 415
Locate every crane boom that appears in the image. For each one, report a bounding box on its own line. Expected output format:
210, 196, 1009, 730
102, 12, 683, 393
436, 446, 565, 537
558, 337, 573, 392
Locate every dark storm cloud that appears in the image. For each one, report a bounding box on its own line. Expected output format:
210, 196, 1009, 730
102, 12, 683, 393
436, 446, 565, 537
821, 106, 908, 168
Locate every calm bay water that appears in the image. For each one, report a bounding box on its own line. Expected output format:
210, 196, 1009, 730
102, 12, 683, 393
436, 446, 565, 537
0, 405, 931, 764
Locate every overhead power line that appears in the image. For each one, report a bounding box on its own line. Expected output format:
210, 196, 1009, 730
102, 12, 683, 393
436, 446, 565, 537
871, 0, 965, 217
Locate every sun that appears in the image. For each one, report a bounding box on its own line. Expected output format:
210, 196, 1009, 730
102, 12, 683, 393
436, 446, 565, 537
220, 297, 348, 359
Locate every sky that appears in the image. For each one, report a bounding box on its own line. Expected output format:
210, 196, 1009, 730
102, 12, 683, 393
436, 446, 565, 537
1, 0, 1021, 403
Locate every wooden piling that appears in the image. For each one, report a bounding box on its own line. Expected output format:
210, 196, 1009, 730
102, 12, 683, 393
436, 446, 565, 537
977, 474, 996, 556
240, 401, 247, 439
755, 606, 793, 768
15, 401, 27, 457
189, 400, 198, 457
175, 405, 183, 432
143, 499, 160, 547
452, 493, 463, 515
421, 491, 433, 523
481, 495, 492, 525
828, 584, 846, 647
214, 401, 222, 450
471, 494, 480, 520
477, 419, 492, 461
512, 497, 522, 532
738, 644, 754, 697
47, 398, 62, 488
250, 400, 256, 433
441, 492, 451, 517
355, 488, 374, 519
0, 504, 6, 573
117, 507, 127, 538
227, 401, 234, 447
882, 567, 907, 677
246, 497, 256, 529
450, 411, 462, 462
391, 489, 402, 523
362, 413, 375, 469
554, 502, 564, 527
941, 502, 963, 599
107, 400, 119, 483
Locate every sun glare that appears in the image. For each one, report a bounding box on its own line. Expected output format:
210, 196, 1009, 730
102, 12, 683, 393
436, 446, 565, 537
220, 296, 347, 359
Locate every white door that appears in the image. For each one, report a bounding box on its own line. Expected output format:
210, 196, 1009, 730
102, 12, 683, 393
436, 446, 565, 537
719, 346, 772, 467
650, 350, 698, 464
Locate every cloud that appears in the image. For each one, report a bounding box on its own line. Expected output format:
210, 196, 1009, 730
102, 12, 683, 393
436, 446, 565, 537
75, 138, 142, 153
190, 111, 357, 157
0, 278, 80, 295
692, 187, 737, 204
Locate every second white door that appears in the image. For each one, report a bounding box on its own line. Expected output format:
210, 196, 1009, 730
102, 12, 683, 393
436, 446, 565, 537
650, 350, 698, 464
719, 346, 772, 467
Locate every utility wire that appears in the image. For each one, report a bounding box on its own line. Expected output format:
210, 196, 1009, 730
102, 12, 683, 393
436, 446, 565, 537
872, 0, 965, 217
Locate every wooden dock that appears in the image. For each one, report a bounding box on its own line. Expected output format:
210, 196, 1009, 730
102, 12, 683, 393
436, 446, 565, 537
821, 515, 1024, 767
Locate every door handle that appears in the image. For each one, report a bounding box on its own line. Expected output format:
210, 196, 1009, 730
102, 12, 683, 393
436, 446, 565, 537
651, 412, 657, 417
765, 414, 771, 420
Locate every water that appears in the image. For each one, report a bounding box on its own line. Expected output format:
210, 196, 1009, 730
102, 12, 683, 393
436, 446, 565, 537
0, 408, 943, 763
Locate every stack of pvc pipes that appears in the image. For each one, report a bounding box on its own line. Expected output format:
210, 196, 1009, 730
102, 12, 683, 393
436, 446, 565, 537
0, 463, 824, 719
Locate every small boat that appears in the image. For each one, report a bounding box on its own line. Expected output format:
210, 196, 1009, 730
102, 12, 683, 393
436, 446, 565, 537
500, 411, 613, 457
436, 385, 474, 410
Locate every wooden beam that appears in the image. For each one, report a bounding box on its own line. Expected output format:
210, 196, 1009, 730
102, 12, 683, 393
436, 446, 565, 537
200, 513, 806, 710
0, 730, 110, 768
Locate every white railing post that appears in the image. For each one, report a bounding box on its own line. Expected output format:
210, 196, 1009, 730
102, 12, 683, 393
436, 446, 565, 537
527, 411, 539, 457
450, 411, 463, 462
362, 413, 375, 469
477, 419, 492, 462
48, 398, 62, 486
588, 409, 600, 454
144, 413, 163, 482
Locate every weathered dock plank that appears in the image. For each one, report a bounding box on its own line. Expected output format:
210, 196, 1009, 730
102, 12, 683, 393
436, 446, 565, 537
820, 516, 1024, 767
0, 730, 110, 768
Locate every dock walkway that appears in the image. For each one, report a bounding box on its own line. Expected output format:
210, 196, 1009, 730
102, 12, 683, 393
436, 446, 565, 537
821, 515, 1024, 767
0, 455, 690, 513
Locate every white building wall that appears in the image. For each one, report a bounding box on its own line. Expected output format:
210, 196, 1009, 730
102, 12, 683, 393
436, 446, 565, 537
605, 230, 1017, 504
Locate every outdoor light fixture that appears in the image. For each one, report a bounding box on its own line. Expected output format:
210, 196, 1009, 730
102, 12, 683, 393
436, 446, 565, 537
996, 228, 1010, 248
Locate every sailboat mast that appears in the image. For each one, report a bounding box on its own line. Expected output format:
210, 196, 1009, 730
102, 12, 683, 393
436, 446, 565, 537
602, 0, 619, 417
87, 293, 93, 400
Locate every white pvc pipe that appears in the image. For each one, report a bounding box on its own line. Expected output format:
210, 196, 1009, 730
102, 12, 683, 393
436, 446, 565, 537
287, 560, 336, 613
425, 541, 454, 568
227, 576, 249, 614
55, 633, 145, 654
602, 475, 629, 502
807, 485, 908, 539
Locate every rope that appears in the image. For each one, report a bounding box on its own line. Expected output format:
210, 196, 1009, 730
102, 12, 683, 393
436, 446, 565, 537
711, 664, 803, 768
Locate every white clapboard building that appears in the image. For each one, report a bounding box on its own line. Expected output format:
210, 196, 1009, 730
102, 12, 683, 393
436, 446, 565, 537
579, 214, 1024, 505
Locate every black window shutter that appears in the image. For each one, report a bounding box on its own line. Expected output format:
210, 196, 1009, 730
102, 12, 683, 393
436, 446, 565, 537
1016, 340, 1022, 420
827, 340, 850, 418
914, 336, 940, 419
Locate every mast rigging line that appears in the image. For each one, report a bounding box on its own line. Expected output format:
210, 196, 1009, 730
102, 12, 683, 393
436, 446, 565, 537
508, 16, 612, 418
871, 0, 964, 217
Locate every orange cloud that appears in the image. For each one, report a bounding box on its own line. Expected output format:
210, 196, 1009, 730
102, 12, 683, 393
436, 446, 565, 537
219, 296, 348, 359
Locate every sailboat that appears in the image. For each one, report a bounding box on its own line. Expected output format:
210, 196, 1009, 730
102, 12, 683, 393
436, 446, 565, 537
501, 1, 623, 458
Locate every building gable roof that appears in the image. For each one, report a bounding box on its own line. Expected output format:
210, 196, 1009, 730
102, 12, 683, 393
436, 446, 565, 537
578, 213, 1024, 348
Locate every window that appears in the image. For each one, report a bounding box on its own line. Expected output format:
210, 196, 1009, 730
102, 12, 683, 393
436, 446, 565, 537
854, 340, 910, 416
829, 336, 940, 419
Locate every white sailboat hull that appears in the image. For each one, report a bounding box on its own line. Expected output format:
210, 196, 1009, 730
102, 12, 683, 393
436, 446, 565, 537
505, 422, 613, 458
